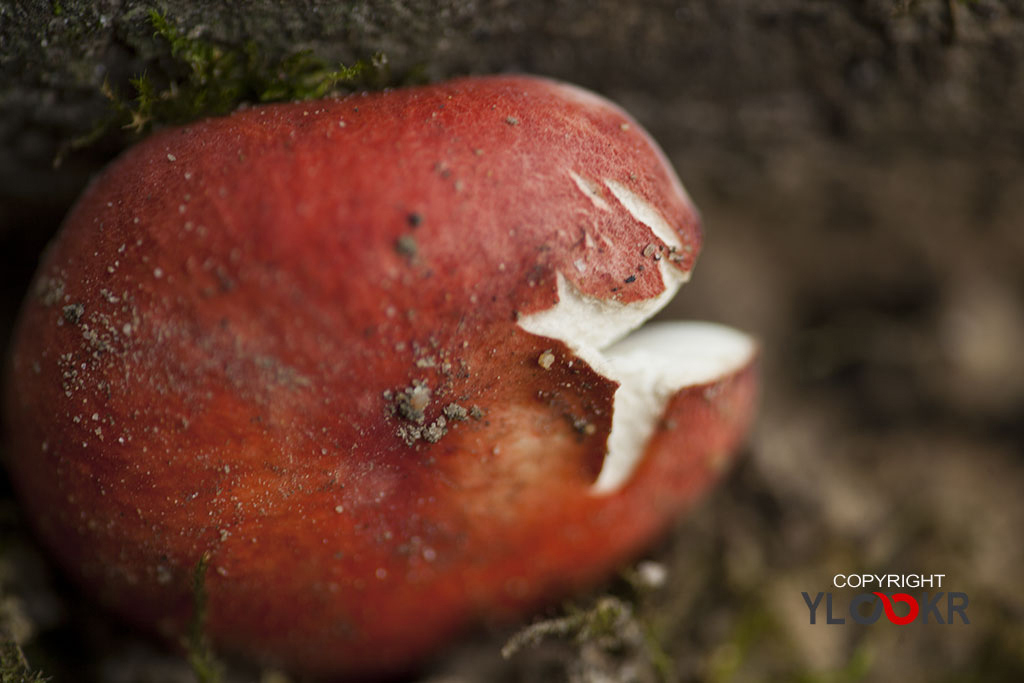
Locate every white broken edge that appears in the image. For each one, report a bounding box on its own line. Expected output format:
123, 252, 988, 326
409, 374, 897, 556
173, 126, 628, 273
518, 175, 755, 494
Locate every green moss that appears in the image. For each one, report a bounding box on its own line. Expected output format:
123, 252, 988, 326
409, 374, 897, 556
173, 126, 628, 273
138, 10, 388, 128
0, 504, 49, 683
583, 598, 627, 640
502, 592, 676, 681
0, 637, 49, 683
501, 599, 619, 658
66, 9, 391, 158
705, 602, 775, 683
185, 552, 223, 683
638, 617, 675, 682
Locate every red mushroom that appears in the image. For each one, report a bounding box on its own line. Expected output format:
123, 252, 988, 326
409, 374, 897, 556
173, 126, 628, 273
2, 75, 757, 678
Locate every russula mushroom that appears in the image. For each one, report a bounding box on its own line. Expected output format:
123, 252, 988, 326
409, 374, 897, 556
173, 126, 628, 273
2, 75, 757, 678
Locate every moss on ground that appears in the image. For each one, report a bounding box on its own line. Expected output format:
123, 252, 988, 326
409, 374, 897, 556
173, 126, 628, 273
66, 10, 393, 159
185, 552, 223, 683
0, 636, 49, 683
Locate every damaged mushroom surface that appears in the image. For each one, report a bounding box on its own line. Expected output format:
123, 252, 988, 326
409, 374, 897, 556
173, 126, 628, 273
2, 75, 757, 678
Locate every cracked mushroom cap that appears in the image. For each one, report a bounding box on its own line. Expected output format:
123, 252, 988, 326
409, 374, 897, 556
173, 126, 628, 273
3, 75, 757, 678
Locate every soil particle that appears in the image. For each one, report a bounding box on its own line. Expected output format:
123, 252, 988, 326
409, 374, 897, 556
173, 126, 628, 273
443, 403, 469, 421
396, 412, 448, 446
573, 417, 597, 435
62, 303, 85, 324
393, 382, 431, 423
422, 416, 447, 443
396, 234, 418, 260
396, 425, 422, 446
642, 243, 658, 259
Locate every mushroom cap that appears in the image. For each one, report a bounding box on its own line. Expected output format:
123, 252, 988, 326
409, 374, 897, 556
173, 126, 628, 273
3, 75, 757, 677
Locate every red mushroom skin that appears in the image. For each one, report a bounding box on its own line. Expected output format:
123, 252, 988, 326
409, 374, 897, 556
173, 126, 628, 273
3, 76, 757, 677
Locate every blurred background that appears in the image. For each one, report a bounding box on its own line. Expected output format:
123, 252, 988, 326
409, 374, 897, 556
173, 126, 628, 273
2, 1, 1023, 681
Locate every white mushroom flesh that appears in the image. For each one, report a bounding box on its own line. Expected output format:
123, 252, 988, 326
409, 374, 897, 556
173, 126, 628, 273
518, 176, 755, 494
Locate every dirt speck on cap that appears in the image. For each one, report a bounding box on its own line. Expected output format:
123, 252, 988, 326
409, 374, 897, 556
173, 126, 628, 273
396, 425, 422, 446
573, 418, 597, 436
396, 234, 418, 260
395, 428, 419, 448
62, 303, 85, 325
443, 403, 469, 421
392, 382, 431, 423
422, 416, 447, 443
538, 350, 555, 370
